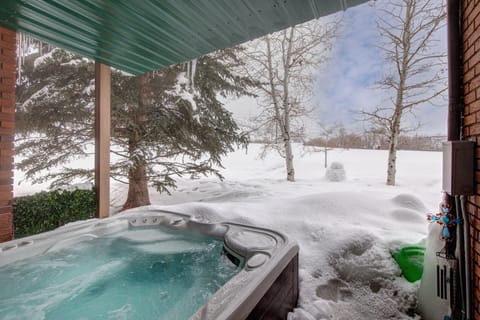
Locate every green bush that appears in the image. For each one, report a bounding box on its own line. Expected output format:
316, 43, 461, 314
13, 189, 96, 238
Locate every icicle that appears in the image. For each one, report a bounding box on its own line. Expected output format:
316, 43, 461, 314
17, 33, 32, 81
186, 60, 191, 87
190, 58, 197, 89
15, 33, 55, 83
183, 59, 197, 91
17, 33, 24, 82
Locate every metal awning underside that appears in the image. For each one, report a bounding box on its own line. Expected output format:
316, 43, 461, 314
0, 0, 368, 75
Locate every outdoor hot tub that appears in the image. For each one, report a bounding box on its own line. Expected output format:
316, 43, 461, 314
0, 209, 299, 319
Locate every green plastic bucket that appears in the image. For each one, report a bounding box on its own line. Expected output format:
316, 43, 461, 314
392, 245, 425, 282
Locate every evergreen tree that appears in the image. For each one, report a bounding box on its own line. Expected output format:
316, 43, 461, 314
16, 46, 255, 208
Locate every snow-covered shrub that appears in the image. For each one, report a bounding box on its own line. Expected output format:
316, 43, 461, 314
325, 162, 346, 182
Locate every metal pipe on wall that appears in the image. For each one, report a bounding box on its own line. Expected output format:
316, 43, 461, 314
460, 196, 472, 320
447, 0, 462, 142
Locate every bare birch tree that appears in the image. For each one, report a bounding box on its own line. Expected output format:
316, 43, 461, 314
360, 0, 446, 185
243, 20, 337, 181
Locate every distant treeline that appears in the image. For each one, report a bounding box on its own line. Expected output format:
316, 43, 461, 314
251, 132, 446, 151
304, 133, 446, 151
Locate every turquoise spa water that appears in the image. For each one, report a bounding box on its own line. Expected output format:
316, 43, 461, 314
0, 227, 242, 320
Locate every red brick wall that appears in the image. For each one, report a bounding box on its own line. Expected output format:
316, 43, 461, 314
462, 0, 480, 318
0, 27, 15, 242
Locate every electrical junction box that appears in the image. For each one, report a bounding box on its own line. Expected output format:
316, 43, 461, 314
442, 140, 475, 196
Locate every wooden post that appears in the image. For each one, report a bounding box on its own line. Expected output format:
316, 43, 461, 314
95, 62, 111, 218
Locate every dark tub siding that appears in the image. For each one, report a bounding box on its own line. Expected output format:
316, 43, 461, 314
247, 254, 299, 320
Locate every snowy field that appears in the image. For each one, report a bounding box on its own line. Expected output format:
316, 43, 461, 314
14, 144, 442, 319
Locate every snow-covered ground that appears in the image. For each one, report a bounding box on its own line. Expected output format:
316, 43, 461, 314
14, 144, 442, 319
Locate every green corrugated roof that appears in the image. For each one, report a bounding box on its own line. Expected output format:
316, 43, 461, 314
0, 0, 368, 75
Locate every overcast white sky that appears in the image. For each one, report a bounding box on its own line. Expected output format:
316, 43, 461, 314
226, 1, 448, 137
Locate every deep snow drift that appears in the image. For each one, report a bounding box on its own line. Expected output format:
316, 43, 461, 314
14, 144, 442, 319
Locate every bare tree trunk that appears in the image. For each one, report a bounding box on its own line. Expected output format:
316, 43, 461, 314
386, 1, 410, 186
386, 80, 406, 185
386, 113, 401, 185
123, 74, 151, 209
266, 33, 295, 182
284, 110, 295, 181
386, 59, 406, 186
283, 28, 295, 182
123, 159, 150, 209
